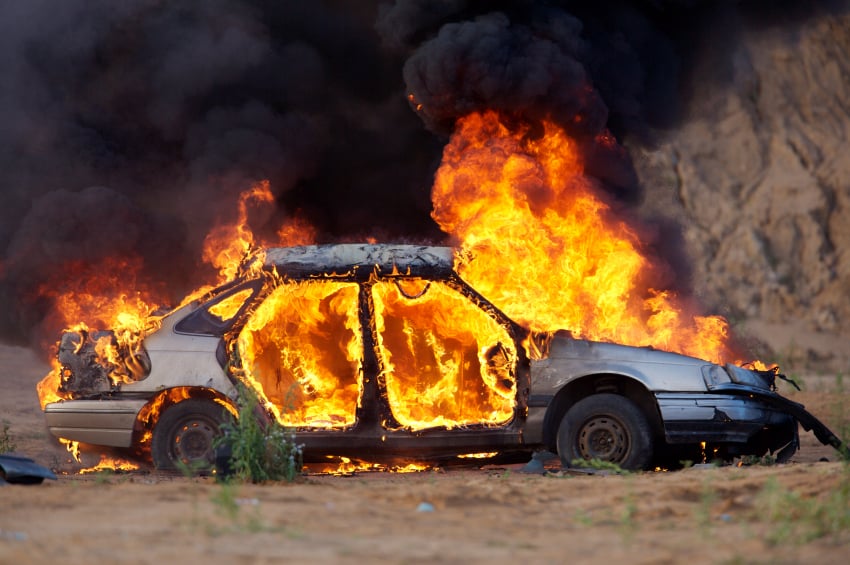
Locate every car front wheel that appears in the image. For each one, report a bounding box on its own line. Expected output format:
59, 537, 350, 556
151, 399, 228, 472
556, 393, 653, 471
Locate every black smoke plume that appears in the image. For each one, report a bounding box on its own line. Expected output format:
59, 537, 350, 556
0, 0, 843, 352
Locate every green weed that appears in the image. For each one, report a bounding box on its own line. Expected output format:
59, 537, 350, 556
210, 481, 240, 522
573, 509, 594, 526
832, 373, 850, 462
215, 385, 303, 483
207, 483, 276, 534
753, 470, 850, 545
739, 454, 777, 467
0, 421, 16, 453
571, 458, 631, 475
619, 480, 638, 542
696, 479, 717, 530
92, 469, 115, 485
173, 454, 214, 478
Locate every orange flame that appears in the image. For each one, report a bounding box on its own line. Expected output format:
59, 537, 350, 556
36, 256, 167, 408
79, 455, 140, 474
277, 215, 317, 247
236, 280, 363, 427
36, 181, 316, 430
59, 438, 81, 463
432, 111, 733, 363
37, 359, 66, 408
134, 387, 237, 453
37, 113, 758, 476
202, 180, 275, 284
306, 456, 431, 475
749, 360, 778, 372
372, 278, 516, 430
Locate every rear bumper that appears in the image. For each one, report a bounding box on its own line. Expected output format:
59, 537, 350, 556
44, 399, 147, 448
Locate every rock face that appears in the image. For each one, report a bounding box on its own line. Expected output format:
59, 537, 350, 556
634, 11, 850, 372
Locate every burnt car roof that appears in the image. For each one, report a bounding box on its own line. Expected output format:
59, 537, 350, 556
262, 244, 456, 279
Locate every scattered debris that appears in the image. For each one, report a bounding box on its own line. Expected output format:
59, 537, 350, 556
519, 450, 559, 474
0, 454, 58, 485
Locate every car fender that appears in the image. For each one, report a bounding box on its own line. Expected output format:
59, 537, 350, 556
121, 316, 237, 398
531, 338, 710, 395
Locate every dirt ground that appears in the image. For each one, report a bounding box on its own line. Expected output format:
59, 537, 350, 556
2, 343, 849, 564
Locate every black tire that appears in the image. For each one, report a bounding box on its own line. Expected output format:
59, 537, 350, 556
556, 394, 654, 471
151, 399, 228, 472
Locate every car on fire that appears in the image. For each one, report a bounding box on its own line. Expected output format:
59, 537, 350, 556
41, 244, 844, 471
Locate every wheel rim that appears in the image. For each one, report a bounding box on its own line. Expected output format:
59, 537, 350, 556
576, 415, 628, 462
172, 418, 217, 464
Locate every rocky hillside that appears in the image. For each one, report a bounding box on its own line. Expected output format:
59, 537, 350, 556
634, 10, 850, 373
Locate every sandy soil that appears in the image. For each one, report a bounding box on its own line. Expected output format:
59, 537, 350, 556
2, 343, 849, 564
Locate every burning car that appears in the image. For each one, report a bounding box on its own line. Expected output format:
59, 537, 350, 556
40, 244, 844, 471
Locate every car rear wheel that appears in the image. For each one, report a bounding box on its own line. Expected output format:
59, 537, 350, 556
151, 399, 228, 472
556, 394, 653, 471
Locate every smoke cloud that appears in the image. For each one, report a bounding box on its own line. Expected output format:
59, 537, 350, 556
0, 0, 843, 350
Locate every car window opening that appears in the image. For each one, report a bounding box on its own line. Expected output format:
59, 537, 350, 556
372, 280, 517, 431
207, 288, 254, 322
236, 280, 362, 428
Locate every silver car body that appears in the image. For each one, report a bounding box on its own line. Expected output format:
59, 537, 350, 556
524, 338, 796, 450
42, 244, 841, 466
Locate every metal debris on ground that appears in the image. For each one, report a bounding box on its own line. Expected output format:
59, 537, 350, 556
0, 454, 58, 485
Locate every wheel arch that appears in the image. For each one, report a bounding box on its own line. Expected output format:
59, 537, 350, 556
541, 373, 663, 450
132, 386, 237, 450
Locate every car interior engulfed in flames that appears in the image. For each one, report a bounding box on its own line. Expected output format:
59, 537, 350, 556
38, 244, 844, 472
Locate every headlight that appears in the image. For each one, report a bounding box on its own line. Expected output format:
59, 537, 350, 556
701, 364, 731, 388
724, 364, 773, 389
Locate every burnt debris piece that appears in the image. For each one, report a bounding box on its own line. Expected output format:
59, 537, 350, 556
0, 454, 57, 485
58, 330, 113, 396
58, 330, 151, 398
261, 244, 455, 279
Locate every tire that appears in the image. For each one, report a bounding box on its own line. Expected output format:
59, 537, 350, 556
556, 394, 654, 471
151, 399, 228, 472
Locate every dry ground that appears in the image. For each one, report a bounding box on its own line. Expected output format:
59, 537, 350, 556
2, 343, 849, 564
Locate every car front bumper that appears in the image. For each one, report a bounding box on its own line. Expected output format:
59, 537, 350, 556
656, 391, 799, 461
656, 384, 846, 460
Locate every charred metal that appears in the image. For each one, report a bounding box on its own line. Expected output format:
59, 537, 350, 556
40, 244, 848, 472
57, 329, 151, 398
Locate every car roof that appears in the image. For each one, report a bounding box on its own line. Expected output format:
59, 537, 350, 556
262, 244, 456, 279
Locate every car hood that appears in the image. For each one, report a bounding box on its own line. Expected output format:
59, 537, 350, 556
543, 335, 707, 365
530, 334, 711, 395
